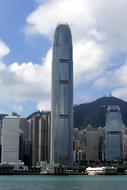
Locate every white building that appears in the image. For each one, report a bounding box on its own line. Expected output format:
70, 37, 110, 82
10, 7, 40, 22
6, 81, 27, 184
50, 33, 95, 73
1, 116, 20, 163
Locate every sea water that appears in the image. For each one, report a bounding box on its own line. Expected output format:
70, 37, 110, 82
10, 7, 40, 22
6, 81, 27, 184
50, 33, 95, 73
0, 175, 127, 190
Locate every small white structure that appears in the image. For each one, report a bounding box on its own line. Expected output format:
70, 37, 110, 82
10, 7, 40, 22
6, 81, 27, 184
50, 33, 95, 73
85, 167, 104, 175
85, 167, 118, 175
1, 116, 20, 163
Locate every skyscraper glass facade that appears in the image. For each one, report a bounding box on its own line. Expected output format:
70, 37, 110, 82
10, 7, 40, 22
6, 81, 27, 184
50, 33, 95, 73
105, 105, 124, 161
51, 24, 73, 166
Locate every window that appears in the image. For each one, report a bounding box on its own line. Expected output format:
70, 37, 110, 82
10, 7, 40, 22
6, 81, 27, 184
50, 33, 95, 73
60, 59, 69, 63
59, 114, 69, 118
59, 80, 69, 84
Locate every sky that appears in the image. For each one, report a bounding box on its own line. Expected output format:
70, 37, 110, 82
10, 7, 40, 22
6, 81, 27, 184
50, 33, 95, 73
0, 0, 127, 116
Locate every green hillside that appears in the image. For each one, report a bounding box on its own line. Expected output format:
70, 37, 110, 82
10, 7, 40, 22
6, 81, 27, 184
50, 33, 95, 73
74, 96, 127, 129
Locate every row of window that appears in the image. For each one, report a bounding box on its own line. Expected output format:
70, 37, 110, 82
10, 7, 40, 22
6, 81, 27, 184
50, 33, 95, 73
59, 80, 69, 84
60, 59, 69, 63
59, 114, 69, 118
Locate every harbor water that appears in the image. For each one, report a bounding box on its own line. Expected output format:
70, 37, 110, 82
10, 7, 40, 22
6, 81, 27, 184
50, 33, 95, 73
0, 175, 127, 190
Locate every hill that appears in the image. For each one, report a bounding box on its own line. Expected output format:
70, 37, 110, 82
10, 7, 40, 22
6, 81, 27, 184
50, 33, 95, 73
27, 96, 127, 130
74, 96, 127, 129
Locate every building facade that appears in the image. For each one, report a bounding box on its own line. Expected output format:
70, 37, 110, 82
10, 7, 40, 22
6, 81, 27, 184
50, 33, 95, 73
31, 112, 51, 166
1, 116, 20, 163
51, 24, 73, 166
38, 114, 51, 163
73, 126, 105, 163
105, 105, 124, 161
85, 129, 100, 161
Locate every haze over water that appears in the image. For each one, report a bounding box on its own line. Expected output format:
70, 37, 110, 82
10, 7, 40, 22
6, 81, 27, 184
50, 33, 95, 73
0, 175, 127, 190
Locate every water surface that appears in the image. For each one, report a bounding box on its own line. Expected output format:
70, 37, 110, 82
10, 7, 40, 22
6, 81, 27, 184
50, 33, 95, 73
0, 175, 127, 190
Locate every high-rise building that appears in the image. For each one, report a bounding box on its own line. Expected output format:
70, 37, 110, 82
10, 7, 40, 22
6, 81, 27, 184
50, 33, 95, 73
1, 116, 20, 163
31, 112, 51, 166
73, 126, 105, 163
38, 114, 51, 163
85, 128, 99, 161
51, 24, 73, 166
105, 105, 124, 161
32, 115, 39, 166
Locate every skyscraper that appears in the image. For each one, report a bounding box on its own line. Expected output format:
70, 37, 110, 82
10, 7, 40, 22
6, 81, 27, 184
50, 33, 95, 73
30, 112, 51, 166
105, 105, 124, 161
1, 116, 20, 163
51, 24, 73, 166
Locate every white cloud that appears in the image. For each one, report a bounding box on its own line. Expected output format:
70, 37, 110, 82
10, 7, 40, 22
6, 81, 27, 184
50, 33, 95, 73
36, 99, 51, 111
26, 0, 127, 50
95, 62, 127, 88
112, 88, 127, 100
0, 39, 10, 59
74, 39, 106, 85
1, 0, 127, 112
0, 38, 105, 111
26, 0, 95, 39
93, 61, 127, 100
12, 104, 23, 114
0, 45, 52, 110
23, 0, 127, 108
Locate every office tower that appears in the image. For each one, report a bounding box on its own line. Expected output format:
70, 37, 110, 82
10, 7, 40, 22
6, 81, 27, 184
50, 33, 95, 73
85, 128, 99, 161
24, 139, 32, 166
38, 114, 51, 163
98, 127, 105, 161
31, 112, 51, 166
73, 128, 80, 162
20, 118, 29, 141
105, 105, 124, 161
0, 114, 7, 162
32, 115, 39, 166
73, 127, 105, 163
1, 116, 20, 163
51, 24, 73, 166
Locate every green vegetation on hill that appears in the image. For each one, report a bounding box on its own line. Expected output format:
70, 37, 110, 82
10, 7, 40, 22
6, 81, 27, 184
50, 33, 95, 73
74, 96, 127, 129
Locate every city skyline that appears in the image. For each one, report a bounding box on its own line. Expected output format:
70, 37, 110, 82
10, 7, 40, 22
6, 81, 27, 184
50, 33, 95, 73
0, 0, 127, 116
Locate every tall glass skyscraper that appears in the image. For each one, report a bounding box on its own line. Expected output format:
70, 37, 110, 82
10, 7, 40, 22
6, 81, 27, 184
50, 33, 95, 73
105, 105, 124, 161
51, 24, 73, 166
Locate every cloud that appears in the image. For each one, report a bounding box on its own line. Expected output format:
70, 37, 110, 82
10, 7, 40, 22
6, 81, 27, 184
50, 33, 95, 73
1, 0, 127, 113
0, 39, 10, 59
0, 38, 105, 112
94, 61, 127, 100
26, 0, 127, 49
25, 1, 110, 77
112, 88, 127, 100
24, 0, 127, 109
12, 104, 23, 114
0, 41, 52, 112
25, 0, 93, 38
74, 39, 106, 85
94, 62, 127, 88
36, 99, 51, 111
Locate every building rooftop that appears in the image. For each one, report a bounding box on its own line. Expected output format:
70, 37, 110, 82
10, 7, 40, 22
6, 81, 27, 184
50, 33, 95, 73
107, 105, 120, 112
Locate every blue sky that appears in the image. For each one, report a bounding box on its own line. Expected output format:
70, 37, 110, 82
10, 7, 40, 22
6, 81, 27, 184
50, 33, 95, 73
0, 0, 127, 116
0, 0, 50, 64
